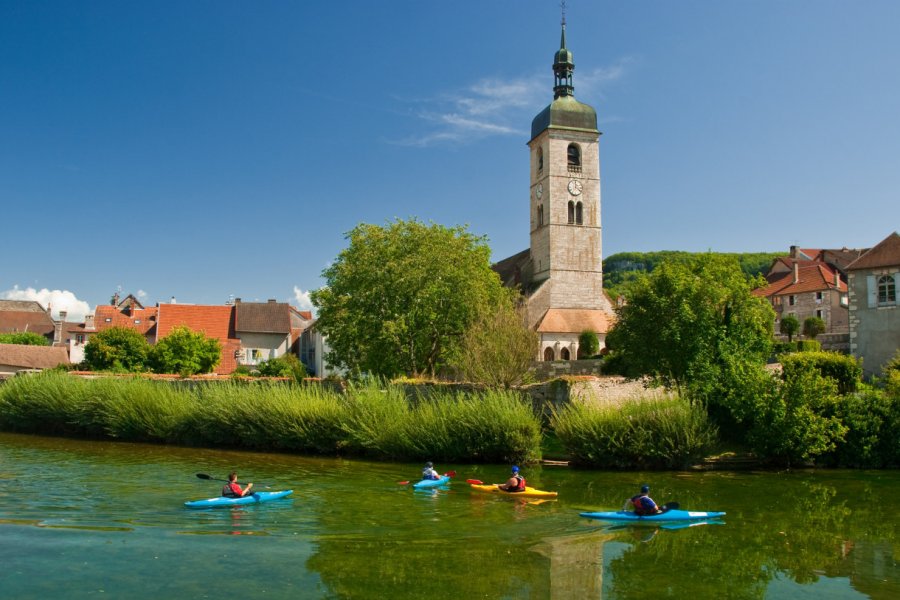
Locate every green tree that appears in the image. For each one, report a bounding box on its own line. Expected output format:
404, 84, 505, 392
83, 326, 150, 372
802, 316, 826, 340
452, 294, 538, 388
578, 329, 599, 358
0, 332, 50, 346
780, 315, 800, 342
258, 353, 308, 381
605, 254, 774, 392
311, 219, 506, 378
149, 326, 221, 376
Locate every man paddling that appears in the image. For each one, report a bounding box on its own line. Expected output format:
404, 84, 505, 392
624, 484, 662, 515
222, 472, 254, 498
497, 466, 526, 493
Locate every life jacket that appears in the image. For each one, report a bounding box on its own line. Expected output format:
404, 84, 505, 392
222, 482, 242, 498
631, 494, 657, 515
511, 475, 526, 491
422, 468, 440, 481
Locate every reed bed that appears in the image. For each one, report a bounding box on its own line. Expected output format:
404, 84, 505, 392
550, 393, 718, 469
0, 372, 541, 463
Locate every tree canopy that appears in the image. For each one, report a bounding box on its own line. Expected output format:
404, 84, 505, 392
0, 332, 50, 346
311, 219, 507, 378
149, 326, 221, 376
83, 326, 150, 372
606, 254, 774, 390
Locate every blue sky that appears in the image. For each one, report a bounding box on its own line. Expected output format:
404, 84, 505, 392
2, 1, 898, 320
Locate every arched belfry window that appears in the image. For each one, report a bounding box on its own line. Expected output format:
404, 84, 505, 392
567, 201, 575, 224
543, 347, 555, 361
567, 144, 581, 172
537, 204, 544, 227
575, 201, 583, 225
537, 147, 544, 174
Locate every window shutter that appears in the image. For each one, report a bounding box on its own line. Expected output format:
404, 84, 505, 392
867, 275, 877, 308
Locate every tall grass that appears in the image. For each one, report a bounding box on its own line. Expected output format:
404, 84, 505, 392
550, 394, 718, 469
0, 373, 541, 463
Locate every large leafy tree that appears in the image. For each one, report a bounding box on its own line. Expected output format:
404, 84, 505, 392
453, 294, 538, 388
311, 219, 506, 378
149, 326, 221, 376
605, 254, 774, 392
83, 326, 150, 372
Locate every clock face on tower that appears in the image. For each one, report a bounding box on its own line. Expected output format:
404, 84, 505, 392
534, 183, 543, 200
567, 179, 583, 196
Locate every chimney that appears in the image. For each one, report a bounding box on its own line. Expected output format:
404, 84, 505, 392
268, 299, 277, 303
170, 296, 176, 304
834, 270, 840, 288
60, 310, 68, 322
793, 262, 799, 284
86, 315, 95, 329
790, 245, 798, 259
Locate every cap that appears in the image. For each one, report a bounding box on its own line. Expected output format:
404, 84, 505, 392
511, 466, 520, 473
640, 484, 650, 494
425, 462, 433, 468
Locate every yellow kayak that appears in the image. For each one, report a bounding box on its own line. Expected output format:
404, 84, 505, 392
470, 483, 558, 499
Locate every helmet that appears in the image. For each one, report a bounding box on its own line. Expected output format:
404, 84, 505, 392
640, 484, 650, 494
511, 466, 520, 473
425, 462, 433, 468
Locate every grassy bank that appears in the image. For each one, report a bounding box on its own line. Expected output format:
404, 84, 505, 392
0, 372, 541, 463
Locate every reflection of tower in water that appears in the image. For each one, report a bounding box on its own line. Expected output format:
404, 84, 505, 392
532, 530, 614, 599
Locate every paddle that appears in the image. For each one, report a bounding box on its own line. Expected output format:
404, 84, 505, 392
399, 471, 456, 486
466, 479, 484, 485
196, 473, 269, 489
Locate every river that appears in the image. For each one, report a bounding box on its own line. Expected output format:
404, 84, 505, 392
1, 432, 897, 599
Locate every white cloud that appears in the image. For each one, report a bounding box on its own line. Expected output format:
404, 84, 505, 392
292, 286, 315, 313
391, 58, 631, 147
136, 289, 147, 300
1, 286, 92, 321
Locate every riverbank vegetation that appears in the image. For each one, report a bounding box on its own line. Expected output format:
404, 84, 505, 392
0, 372, 541, 463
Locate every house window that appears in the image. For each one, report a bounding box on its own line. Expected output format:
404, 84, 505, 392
543, 347, 555, 361
560, 347, 571, 360
76, 334, 85, 344
816, 309, 823, 319
878, 275, 896, 305
788, 295, 796, 306
134, 319, 141, 324
575, 201, 583, 225
815, 291, 823, 301
105, 318, 112, 322
567, 201, 575, 224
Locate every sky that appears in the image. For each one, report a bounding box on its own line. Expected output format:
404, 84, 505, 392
2, 1, 899, 321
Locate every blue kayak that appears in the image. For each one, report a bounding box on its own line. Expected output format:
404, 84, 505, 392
580, 509, 725, 522
412, 475, 451, 489
184, 490, 293, 509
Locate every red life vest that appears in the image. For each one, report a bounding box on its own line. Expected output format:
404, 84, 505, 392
514, 475, 526, 491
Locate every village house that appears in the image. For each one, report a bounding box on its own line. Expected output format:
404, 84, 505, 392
847, 232, 900, 376
0, 299, 59, 345
0, 344, 69, 379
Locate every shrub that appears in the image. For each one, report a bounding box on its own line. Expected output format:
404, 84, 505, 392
578, 330, 600, 358
780, 315, 800, 342
258, 353, 308, 381
772, 341, 798, 355
826, 390, 900, 468
0, 332, 49, 346
83, 327, 150, 372
781, 351, 861, 394
149, 326, 221, 376
802, 316, 826, 340
550, 394, 718, 469
796, 340, 822, 352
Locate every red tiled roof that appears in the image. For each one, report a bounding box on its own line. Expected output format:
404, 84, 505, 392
847, 232, 900, 271
535, 308, 613, 334
0, 310, 55, 336
754, 263, 847, 298
94, 305, 158, 336
156, 304, 238, 374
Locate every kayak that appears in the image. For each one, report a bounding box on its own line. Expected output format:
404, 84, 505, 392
184, 490, 294, 509
470, 483, 558, 499
413, 475, 451, 489
579, 509, 725, 522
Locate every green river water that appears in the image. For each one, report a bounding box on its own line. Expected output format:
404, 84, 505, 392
1, 431, 898, 599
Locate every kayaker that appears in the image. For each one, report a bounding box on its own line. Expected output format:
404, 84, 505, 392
497, 465, 526, 492
624, 484, 661, 515
422, 461, 441, 481
222, 472, 254, 498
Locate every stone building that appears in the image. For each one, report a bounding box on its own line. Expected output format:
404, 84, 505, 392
847, 232, 900, 376
493, 21, 614, 361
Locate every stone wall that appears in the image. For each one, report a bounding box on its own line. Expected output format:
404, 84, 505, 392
532, 358, 603, 380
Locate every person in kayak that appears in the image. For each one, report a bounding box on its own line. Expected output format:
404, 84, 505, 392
222, 472, 254, 498
624, 484, 661, 515
497, 465, 526, 492
422, 462, 441, 481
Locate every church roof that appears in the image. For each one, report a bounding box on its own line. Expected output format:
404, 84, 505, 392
531, 96, 598, 140
535, 308, 612, 334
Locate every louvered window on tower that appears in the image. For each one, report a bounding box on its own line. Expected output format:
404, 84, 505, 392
567, 201, 575, 224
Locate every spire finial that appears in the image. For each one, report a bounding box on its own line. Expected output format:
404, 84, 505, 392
561, 0, 567, 28
553, 1, 574, 98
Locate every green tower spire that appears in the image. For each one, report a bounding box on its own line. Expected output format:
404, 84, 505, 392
553, 20, 574, 98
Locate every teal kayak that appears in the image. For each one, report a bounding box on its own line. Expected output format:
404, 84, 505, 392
184, 490, 293, 509
580, 509, 725, 522
412, 475, 451, 489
